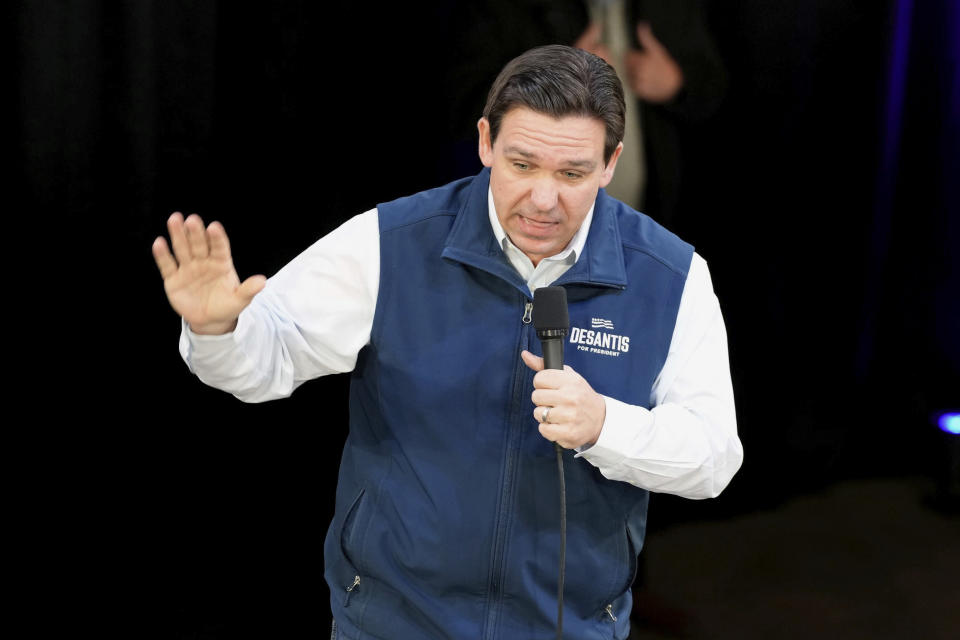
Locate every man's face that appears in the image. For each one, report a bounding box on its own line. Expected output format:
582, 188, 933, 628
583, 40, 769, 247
478, 107, 622, 266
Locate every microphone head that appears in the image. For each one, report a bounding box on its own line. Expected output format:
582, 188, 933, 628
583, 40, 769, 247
533, 286, 569, 334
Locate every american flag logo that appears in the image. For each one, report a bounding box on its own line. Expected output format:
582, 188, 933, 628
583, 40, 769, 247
591, 317, 615, 330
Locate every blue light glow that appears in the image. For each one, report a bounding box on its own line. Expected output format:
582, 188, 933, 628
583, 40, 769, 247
939, 413, 960, 435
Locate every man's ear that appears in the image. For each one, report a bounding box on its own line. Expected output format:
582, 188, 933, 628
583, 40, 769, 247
477, 118, 494, 168
598, 141, 624, 188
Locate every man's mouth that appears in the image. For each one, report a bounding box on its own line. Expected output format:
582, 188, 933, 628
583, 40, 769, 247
518, 215, 557, 232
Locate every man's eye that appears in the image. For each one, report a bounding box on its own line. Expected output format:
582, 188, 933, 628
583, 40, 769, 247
513, 162, 529, 171
564, 172, 582, 180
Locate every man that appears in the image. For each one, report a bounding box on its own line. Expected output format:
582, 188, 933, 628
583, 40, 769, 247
153, 45, 741, 639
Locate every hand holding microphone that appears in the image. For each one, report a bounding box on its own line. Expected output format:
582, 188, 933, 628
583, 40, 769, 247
521, 351, 607, 449
522, 287, 606, 450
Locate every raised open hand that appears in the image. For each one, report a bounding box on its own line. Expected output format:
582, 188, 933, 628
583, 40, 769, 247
152, 212, 266, 335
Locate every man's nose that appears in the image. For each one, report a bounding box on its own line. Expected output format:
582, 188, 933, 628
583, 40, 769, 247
530, 177, 558, 212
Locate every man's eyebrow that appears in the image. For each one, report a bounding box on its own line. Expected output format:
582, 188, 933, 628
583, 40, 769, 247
503, 146, 597, 170
504, 146, 537, 159
565, 158, 597, 170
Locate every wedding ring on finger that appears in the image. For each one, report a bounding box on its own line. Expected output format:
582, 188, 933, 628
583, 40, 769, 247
540, 407, 551, 424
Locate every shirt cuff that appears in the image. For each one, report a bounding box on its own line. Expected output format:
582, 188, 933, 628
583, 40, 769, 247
179, 318, 240, 373
575, 395, 654, 468
183, 319, 236, 340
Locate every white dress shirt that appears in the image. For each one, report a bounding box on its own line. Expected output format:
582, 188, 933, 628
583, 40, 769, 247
181, 194, 742, 499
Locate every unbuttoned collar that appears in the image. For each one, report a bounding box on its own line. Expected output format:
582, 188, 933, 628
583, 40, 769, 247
487, 185, 593, 278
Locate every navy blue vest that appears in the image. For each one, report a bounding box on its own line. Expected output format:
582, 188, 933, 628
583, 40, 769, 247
324, 168, 693, 639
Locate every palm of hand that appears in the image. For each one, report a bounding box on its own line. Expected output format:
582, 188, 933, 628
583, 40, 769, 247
153, 213, 266, 334
164, 251, 244, 329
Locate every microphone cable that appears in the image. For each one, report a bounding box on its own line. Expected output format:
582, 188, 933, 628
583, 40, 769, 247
554, 441, 566, 640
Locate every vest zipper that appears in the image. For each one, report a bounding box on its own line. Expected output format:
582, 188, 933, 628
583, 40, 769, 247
604, 604, 617, 622
345, 575, 360, 607
482, 297, 533, 639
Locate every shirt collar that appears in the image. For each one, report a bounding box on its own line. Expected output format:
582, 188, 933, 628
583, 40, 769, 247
486, 186, 594, 266
440, 168, 628, 290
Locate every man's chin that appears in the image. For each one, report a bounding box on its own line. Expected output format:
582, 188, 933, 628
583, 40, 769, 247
513, 238, 560, 263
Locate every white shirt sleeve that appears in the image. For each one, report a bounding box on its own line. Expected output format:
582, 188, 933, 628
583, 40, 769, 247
179, 209, 380, 402
576, 253, 743, 499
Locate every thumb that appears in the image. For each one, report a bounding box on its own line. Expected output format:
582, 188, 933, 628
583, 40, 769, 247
636, 22, 664, 53
238, 274, 267, 302
520, 349, 544, 372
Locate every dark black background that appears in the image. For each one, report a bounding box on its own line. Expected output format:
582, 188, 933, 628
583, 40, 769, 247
16, 1, 957, 637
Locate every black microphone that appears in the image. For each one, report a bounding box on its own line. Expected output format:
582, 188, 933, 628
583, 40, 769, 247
533, 286, 569, 370
532, 285, 569, 640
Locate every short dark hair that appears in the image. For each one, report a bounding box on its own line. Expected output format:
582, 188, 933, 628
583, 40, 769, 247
482, 45, 625, 164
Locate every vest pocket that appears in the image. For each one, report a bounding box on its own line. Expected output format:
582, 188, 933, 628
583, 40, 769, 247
596, 522, 638, 627
339, 488, 369, 606
622, 522, 640, 597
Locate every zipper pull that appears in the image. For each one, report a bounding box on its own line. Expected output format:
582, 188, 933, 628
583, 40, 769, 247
345, 575, 360, 607
522, 302, 533, 324
604, 604, 617, 622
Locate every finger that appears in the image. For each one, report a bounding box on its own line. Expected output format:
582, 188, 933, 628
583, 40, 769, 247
152, 236, 179, 280
237, 275, 267, 303
532, 388, 566, 408
521, 350, 544, 372
539, 420, 557, 439
534, 404, 569, 424
636, 22, 664, 54
534, 406, 547, 423
532, 368, 568, 389
538, 422, 572, 448
184, 214, 209, 260
167, 212, 193, 265
207, 221, 233, 261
